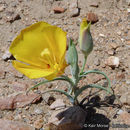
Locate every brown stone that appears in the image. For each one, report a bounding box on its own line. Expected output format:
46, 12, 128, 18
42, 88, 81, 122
50, 99, 65, 110
109, 43, 119, 49
47, 106, 87, 130
0, 119, 35, 130
87, 12, 98, 23
33, 119, 43, 129
0, 93, 41, 110
53, 7, 65, 13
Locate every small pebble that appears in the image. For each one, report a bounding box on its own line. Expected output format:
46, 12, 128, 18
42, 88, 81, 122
90, 2, 99, 7
2, 50, 12, 61
105, 56, 120, 68
0, 5, 6, 12
87, 12, 98, 23
107, 50, 114, 55
70, 8, 79, 17
109, 43, 119, 49
99, 33, 105, 37
94, 59, 100, 66
50, 99, 65, 110
53, 7, 65, 13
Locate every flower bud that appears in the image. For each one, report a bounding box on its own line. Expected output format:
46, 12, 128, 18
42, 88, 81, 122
79, 18, 93, 57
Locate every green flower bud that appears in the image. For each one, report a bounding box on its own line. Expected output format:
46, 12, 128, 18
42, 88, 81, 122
79, 18, 93, 57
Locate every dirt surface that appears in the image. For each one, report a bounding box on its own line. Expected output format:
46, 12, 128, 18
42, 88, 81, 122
0, 0, 130, 130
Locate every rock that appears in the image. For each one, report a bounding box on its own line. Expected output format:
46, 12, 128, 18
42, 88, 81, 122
117, 31, 121, 36
87, 12, 98, 23
0, 4, 6, 12
6, 12, 21, 23
50, 99, 65, 110
120, 92, 130, 105
105, 56, 120, 68
0, 119, 35, 130
53, 7, 65, 13
42, 93, 55, 105
99, 33, 105, 37
94, 59, 100, 66
117, 109, 124, 115
90, 2, 99, 7
47, 106, 87, 130
119, 111, 130, 124
68, 0, 79, 17
107, 49, 114, 55
109, 43, 119, 49
127, 8, 130, 13
70, 8, 79, 17
2, 50, 12, 61
34, 119, 43, 129
0, 93, 41, 110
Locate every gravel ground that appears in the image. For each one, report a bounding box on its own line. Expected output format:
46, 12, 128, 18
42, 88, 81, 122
0, 0, 130, 130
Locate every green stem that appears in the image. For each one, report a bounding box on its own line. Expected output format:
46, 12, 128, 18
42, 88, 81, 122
80, 56, 87, 74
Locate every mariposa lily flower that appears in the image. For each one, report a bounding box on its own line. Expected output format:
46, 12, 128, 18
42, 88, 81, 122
79, 18, 93, 57
9, 22, 68, 80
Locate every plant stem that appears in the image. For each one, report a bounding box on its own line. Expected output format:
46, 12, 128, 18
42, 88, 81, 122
80, 56, 87, 74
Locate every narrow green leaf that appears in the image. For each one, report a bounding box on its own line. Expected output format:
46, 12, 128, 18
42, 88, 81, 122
26, 76, 74, 94
41, 89, 74, 104
79, 70, 112, 93
74, 84, 112, 101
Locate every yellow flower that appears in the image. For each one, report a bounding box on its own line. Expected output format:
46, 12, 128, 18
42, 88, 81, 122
79, 18, 93, 57
9, 22, 68, 80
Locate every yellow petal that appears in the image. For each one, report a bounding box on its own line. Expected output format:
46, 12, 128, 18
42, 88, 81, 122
9, 22, 52, 68
79, 18, 88, 44
9, 21, 68, 80
40, 26, 67, 63
12, 61, 55, 79
9, 21, 67, 68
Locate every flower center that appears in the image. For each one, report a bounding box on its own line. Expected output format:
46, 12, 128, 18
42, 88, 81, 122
54, 63, 60, 71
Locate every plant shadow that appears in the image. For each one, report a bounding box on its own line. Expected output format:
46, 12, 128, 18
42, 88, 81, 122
80, 93, 121, 130
83, 108, 110, 130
